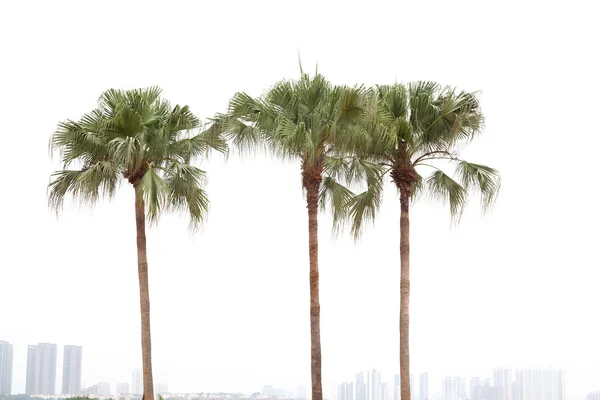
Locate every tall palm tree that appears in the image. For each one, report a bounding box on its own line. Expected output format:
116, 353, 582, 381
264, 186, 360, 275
49, 87, 227, 400
214, 73, 381, 400
346, 82, 500, 400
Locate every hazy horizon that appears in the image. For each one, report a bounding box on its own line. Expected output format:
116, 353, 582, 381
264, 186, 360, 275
1, 0, 599, 399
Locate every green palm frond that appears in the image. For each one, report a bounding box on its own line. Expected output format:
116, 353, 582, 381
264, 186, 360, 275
319, 176, 355, 231
137, 167, 169, 223
346, 183, 382, 239
48, 160, 121, 212
164, 162, 209, 231
426, 169, 467, 223
455, 161, 500, 212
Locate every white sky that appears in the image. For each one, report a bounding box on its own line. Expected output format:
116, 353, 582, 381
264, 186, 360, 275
0, 0, 598, 399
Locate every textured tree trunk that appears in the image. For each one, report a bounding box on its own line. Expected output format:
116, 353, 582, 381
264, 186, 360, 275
304, 168, 323, 400
134, 186, 155, 400
399, 190, 411, 400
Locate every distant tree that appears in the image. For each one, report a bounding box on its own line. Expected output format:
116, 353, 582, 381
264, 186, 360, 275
346, 82, 500, 400
49, 87, 227, 400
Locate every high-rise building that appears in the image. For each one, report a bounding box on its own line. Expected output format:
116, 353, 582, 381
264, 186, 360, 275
62, 345, 83, 395
156, 383, 168, 395
393, 375, 400, 400
26, 343, 57, 395
132, 368, 143, 395
586, 391, 600, 400
369, 369, 381, 400
381, 383, 388, 400
338, 382, 353, 400
494, 368, 512, 400
409, 375, 414, 400
356, 372, 367, 400
0, 341, 13, 395
117, 382, 130, 394
442, 377, 465, 400
513, 368, 564, 400
419, 373, 428, 400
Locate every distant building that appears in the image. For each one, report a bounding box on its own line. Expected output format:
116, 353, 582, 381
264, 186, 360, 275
442, 377, 465, 400
133, 368, 143, 395
419, 373, 428, 400
62, 345, 83, 395
381, 383, 388, 400
83, 382, 110, 396
586, 391, 600, 400
0, 340, 13, 395
369, 369, 382, 400
117, 382, 130, 394
393, 375, 399, 400
493, 368, 512, 400
26, 343, 57, 395
356, 372, 367, 400
156, 383, 169, 395
513, 368, 564, 400
262, 385, 285, 397
338, 382, 353, 400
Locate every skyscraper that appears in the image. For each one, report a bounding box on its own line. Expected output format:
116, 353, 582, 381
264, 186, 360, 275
393, 375, 400, 400
369, 369, 381, 400
26, 343, 57, 395
493, 368, 512, 400
338, 382, 354, 400
117, 382, 130, 394
356, 372, 367, 400
132, 368, 143, 395
513, 368, 564, 400
419, 373, 428, 400
62, 345, 83, 395
442, 377, 465, 400
409, 375, 414, 400
0, 341, 13, 395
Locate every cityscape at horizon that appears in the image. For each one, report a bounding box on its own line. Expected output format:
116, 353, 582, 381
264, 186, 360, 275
2, 340, 599, 400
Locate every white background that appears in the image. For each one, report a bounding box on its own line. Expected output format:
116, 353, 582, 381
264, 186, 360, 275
0, 0, 598, 399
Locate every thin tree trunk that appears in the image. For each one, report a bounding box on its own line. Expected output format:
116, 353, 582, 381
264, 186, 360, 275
134, 186, 155, 400
306, 179, 323, 400
399, 190, 410, 400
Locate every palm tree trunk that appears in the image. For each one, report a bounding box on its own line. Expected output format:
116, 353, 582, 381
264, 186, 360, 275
306, 177, 323, 400
134, 186, 155, 400
399, 190, 410, 400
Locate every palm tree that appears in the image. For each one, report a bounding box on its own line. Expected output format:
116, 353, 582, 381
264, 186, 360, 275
346, 82, 500, 400
49, 87, 227, 400
214, 73, 380, 400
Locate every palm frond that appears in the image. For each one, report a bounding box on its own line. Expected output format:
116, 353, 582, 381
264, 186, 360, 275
346, 183, 382, 240
319, 176, 355, 233
164, 161, 209, 231
48, 161, 120, 213
455, 160, 500, 212
426, 169, 467, 223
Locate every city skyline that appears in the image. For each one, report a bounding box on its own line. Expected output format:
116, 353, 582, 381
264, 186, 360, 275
0, 343, 584, 400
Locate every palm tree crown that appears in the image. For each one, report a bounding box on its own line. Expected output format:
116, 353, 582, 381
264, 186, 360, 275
49, 86, 227, 225
216, 73, 382, 216
348, 82, 500, 233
